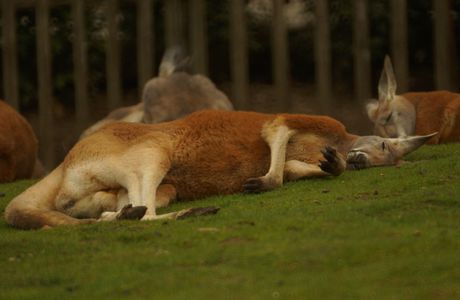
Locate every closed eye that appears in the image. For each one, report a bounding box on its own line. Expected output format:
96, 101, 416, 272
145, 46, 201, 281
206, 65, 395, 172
385, 112, 393, 124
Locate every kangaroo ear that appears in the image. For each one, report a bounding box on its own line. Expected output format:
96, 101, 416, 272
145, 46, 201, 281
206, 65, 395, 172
390, 132, 438, 157
365, 99, 379, 122
378, 55, 397, 104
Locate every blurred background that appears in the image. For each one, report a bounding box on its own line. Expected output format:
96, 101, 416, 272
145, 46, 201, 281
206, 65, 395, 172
1, 0, 460, 169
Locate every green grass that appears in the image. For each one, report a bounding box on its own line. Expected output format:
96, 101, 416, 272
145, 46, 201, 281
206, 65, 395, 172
1, 144, 460, 299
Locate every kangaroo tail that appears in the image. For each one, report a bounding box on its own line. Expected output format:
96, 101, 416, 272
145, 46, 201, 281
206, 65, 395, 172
158, 46, 190, 77
4, 165, 95, 230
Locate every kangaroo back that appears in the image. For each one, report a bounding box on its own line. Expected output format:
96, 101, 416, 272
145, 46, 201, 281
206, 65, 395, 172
402, 91, 460, 144
4, 165, 94, 229
142, 48, 233, 124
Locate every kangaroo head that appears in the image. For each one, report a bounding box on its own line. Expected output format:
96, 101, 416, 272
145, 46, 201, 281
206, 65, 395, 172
366, 55, 416, 138
346, 132, 437, 170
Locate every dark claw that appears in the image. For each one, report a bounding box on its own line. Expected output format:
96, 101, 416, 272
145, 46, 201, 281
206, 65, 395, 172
176, 206, 220, 220
321, 146, 337, 163
243, 177, 265, 193
319, 146, 343, 176
319, 159, 334, 174
116, 204, 147, 220
321, 147, 337, 162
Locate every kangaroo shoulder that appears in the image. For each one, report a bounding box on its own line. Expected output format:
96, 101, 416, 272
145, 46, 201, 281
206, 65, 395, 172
281, 114, 347, 135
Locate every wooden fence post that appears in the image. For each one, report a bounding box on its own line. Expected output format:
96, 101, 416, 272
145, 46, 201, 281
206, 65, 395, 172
165, 0, 186, 49
229, 0, 248, 109
353, 0, 371, 102
390, 0, 409, 93
137, 0, 154, 96
36, 0, 54, 168
189, 0, 208, 75
433, 0, 451, 90
72, 0, 89, 133
1, 0, 19, 109
105, 0, 122, 110
272, 0, 290, 111
314, 0, 332, 113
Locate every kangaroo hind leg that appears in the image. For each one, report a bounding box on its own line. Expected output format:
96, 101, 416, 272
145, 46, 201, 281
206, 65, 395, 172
118, 148, 173, 221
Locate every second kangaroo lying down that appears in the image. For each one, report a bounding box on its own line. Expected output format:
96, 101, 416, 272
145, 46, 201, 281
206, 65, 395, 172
366, 56, 460, 144
5, 110, 435, 229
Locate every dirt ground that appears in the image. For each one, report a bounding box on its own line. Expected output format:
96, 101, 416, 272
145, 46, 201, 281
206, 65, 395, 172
25, 82, 374, 170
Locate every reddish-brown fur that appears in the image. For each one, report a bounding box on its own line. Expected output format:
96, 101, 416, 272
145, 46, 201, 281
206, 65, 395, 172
0, 100, 42, 182
367, 56, 460, 144
402, 91, 460, 144
6, 110, 432, 229
159, 111, 353, 199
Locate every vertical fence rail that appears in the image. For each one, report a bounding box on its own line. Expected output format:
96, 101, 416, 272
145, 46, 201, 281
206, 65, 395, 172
272, 0, 290, 110
314, 0, 332, 113
353, 0, 371, 102
137, 0, 154, 96
433, 0, 451, 90
229, 0, 248, 109
165, 0, 185, 49
1, 1, 19, 109
106, 0, 122, 110
72, 0, 89, 133
3, 0, 460, 171
189, 0, 208, 75
390, 0, 409, 93
36, 0, 54, 168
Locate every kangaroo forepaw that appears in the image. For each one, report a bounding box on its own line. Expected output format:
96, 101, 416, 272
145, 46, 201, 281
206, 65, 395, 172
319, 146, 345, 176
116, 204, 147, 220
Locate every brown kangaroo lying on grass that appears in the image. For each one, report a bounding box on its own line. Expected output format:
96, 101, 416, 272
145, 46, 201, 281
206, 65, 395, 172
81, 47, 233, 138
366, 56, 460, 144
0, 100, 44, 182
5, 110, 435, 229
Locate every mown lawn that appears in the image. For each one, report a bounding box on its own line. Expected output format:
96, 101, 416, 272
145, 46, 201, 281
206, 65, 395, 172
1, 144, 460, 299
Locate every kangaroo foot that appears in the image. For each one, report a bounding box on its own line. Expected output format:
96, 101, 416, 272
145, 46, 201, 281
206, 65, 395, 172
116, 204, 148, 220
243, 176, 281, 194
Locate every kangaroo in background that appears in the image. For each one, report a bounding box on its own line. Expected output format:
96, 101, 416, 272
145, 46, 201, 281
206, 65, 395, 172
5, 110, 434, 230
366, 55, 460, 144
80, 47, 233, 138
0, 100, 44, 182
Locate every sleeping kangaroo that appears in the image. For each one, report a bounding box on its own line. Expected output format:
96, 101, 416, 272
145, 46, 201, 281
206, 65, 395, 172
5, 110, 435, 229
80, 47, 233, 138
0, 100, 44, 182
366, 55, 460, 144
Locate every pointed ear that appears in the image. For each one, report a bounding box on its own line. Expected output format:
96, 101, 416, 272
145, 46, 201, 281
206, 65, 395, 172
365, 99, 379, 122
390, 132, 438, 157
378, 55, 397, 104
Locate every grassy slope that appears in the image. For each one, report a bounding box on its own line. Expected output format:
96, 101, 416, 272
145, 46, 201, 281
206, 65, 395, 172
1, 144, 460, 300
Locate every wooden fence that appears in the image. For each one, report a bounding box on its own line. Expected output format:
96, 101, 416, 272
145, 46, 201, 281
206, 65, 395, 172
0, 0, 458, 168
